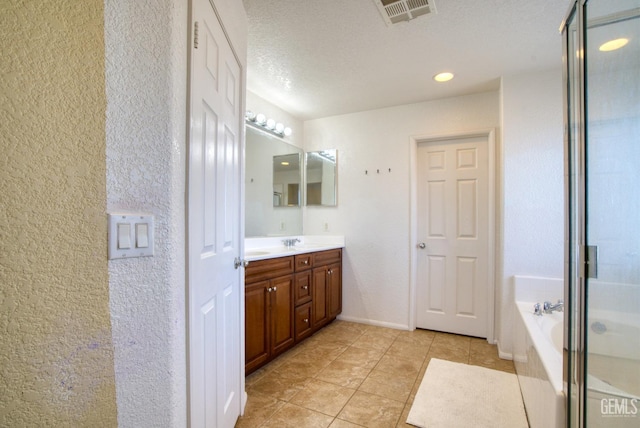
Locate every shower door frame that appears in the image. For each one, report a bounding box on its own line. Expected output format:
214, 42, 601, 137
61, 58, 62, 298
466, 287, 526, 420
562, 2, 586, 427
563, 1, 640, 426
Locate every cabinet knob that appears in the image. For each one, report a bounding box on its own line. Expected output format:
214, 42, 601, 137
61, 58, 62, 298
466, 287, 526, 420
267, 287, 272, 292
327, 269, 332, 275
303, 318, 309, 323
302, 285, 308, 290
303, 260, 309, 265
272, 286, 277, 291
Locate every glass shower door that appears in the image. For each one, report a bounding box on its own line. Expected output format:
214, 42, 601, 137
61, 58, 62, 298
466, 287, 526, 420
583, 1, 640, 427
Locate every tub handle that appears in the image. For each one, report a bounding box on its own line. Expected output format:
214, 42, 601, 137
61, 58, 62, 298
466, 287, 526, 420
533, 303, 543, 316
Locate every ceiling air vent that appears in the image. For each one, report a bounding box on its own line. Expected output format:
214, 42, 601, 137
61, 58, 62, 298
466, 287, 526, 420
374, 0, 436, 26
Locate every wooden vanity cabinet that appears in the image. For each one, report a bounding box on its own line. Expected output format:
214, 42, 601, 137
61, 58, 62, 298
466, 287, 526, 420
327, 262, 342, 319
293, 254, 313, 341
310, 249, 342, 331
294, 302, 312, 341
244, 257, 295, 374
245, 248, 342, 374
270, 275, 295, 356
244, 280, 270, 371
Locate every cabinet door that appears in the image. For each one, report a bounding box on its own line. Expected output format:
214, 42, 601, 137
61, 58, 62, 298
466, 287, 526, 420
270, 275, 295, 356
312, 267, 329, 329
245, 281, 269, 372
294, 302, 312, 342
328, 263, 342, 319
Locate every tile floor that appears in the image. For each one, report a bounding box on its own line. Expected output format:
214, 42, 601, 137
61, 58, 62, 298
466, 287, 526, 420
236, 320, 515, 427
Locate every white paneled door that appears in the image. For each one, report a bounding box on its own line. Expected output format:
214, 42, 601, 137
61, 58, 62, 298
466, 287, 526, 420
416, 136, 490, 338
188, 0, 243, 426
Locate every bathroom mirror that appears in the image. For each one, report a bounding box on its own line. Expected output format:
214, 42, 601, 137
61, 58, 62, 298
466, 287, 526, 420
273, 153, 301, 207
245, 125, 303, 237
305, 149, 337, 206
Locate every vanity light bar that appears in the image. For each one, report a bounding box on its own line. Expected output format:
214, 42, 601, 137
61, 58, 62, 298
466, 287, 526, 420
245, 110, 292, 137
309, 150, 336, 163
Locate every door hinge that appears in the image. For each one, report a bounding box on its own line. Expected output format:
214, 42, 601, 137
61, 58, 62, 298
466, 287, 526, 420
193, 21, 199, 49
234, 257, 249, 269
581, 245, 598, 279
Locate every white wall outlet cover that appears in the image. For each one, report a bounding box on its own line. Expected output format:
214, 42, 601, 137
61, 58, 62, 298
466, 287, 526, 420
108, 212, 155, 259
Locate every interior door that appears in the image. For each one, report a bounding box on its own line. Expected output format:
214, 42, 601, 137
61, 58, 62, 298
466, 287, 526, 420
187, 0, 243, 426
416, 136, 489, 337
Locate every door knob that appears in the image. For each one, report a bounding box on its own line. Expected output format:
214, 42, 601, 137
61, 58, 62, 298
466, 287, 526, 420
418, 243, 426, 249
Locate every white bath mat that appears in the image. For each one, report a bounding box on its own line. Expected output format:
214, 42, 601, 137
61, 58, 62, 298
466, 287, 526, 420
407, 358, 528, 428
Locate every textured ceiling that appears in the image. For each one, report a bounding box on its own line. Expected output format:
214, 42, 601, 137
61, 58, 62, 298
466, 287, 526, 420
243, 0, 573, 120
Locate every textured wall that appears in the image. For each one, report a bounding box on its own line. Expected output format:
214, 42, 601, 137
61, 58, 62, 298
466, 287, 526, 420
105, 0, 247, 424
304, 92, 500, 329
499, 70, 564, 355
303, 71, 563, 349
104, 0, 188, 426
0, 1, 117, 426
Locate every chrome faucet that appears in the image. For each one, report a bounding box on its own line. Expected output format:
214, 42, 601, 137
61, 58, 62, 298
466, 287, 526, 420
533, 303, 543, 316
282, 238, 300, 248
543, 299, 564, 314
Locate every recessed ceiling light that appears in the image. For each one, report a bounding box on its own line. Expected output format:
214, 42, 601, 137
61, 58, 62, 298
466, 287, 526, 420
599, 38, 629, 52
281, 161, 290, 166
433, 72, 454, 82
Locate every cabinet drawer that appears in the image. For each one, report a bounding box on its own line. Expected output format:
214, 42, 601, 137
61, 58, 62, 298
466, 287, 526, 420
294, 302, 312, 342
312, 249, 342, 266
294, 254, 312, 271
245, 256, 294, 284
294, 271, 312, 306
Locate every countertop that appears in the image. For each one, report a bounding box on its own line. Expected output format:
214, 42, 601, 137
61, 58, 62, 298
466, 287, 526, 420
244, 235, 345, 261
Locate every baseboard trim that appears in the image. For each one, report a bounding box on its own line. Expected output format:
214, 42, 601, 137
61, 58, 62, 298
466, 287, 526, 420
336, 314, 410, 331
497, 341, 513, 360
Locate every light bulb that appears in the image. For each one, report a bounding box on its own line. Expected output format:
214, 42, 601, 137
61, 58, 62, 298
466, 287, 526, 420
284, 127, 292, 137
275, 123, 285, 134
245, 110, 256, 121
255, 113, 266, 125
266, 118, 276, 130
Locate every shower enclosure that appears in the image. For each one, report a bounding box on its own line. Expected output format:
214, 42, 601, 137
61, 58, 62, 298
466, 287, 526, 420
562, 1, 640, 427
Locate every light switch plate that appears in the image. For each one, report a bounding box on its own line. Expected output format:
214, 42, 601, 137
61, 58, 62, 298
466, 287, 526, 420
108, 213, 155, 259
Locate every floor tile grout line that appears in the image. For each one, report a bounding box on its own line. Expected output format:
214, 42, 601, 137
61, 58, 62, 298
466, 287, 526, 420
238, 321, 514, 427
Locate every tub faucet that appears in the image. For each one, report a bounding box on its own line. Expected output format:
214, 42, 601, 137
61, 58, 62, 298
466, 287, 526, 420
543, 300, 564, 314
533, 303, 543, 316
282, 238, 300, 248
